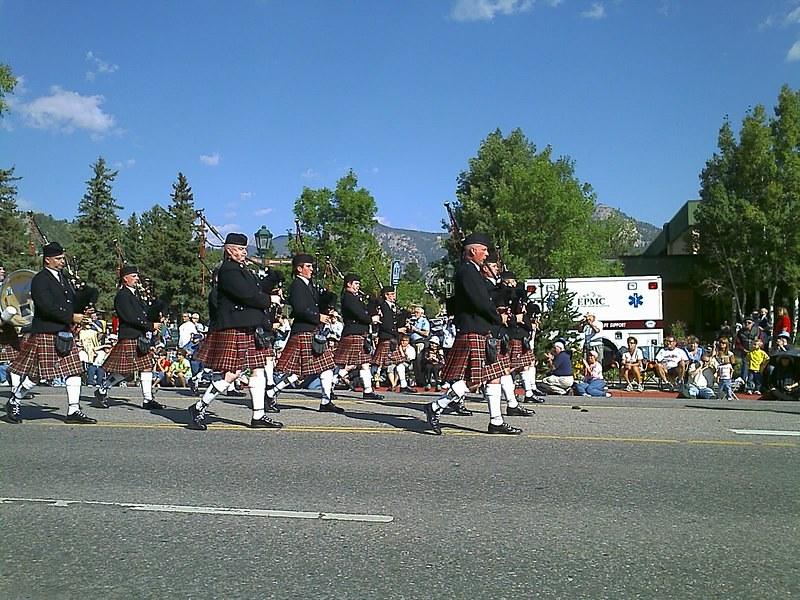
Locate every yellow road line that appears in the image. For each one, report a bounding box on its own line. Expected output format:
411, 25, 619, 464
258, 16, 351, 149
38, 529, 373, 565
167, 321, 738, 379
2, 420, 796, 448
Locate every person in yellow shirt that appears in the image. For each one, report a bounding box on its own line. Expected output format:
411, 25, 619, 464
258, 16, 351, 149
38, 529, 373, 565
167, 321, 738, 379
746, 338, 769, 393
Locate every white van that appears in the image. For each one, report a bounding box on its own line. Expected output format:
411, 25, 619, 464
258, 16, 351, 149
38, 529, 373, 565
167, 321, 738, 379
525, 276, 664, 360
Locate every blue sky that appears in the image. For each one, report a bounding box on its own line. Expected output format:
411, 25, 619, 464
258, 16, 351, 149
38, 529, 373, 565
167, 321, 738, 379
2, 0, 799, 241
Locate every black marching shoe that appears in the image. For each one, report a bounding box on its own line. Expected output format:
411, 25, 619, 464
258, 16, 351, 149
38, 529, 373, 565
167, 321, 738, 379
524, 391, 546, 403
188, 403, 207, 431
94, 389, 109, 408
506, 405, 534, 417
362, 391, 384, 400
424, 403, 442, 435
250, 415, 283, 429
399, 386, 417, 394
451, 399, 472, 416
487, 421, 523, 435
319, 402, 345, 414
5, 400, 21, 423
142, 399, 165, 410
64, 410, 97, 425
265, 399, 281, 413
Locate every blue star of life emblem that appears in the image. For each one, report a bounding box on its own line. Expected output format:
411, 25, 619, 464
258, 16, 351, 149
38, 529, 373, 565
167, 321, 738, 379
628, 293, 643, 308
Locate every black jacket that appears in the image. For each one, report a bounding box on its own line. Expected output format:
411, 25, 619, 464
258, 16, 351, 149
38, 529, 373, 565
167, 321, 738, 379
378, 300, 398, 341
214, 259, 271, 330
453, 261, 502, 335
341, 291, 371, 336
114, 286, 154, 340
288, 277, 321, 334
30, 268, 75, 334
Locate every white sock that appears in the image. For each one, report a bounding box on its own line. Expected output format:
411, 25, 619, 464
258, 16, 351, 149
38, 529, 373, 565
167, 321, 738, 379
264, 359, 275, 386
10, 372, 21, 390
320, 369, 334, 404
396, 363, 408, 388
435, 380, 469, 410
360, 367, 373, 393
334, 368, 348, 385
521, 370, 535, 397
12, 375, 35, 401
249, 372, 266, 420
66, 376, 82, 414
486, 383, 503, 425
140, 371, 154, 402
501, 375, 518, 408
200, 379, 230, 407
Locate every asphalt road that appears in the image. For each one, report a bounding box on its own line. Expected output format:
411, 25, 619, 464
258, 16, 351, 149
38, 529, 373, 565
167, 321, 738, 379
1, 386, 798, 599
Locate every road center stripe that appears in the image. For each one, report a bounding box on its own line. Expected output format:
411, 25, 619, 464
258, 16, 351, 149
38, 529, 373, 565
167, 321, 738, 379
729, 429, 800, 437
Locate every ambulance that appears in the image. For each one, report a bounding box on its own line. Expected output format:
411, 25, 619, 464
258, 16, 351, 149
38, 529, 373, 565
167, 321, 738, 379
524, 275, 665, 361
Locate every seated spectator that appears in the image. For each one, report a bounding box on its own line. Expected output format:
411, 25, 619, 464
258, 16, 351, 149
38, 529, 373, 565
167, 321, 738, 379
538, 341, 574, 395
685, 336, 704, 365
90, 335, 114, 388
574, 350, 610, 397
681, 351, 716, 399
765, 353, 800, 400
621, 336, 644, 392
745, 338, 769, 393
653, 336, 689, 390
421, 336, 444, 391
167, 349, 192, 387
715, 337, 736, 400
388, 334, 416, 393
191, 312, 207, 334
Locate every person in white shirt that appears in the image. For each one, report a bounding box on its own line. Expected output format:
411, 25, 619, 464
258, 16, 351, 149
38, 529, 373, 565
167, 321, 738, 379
621, 336, 644, 392
579, 312, 604, 362
654, 336, 689, 390
178, 313, 198, 348
191, 312, 207, 335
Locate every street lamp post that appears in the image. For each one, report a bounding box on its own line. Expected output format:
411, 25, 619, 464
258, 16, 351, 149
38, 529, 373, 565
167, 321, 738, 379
254, 225, 273, 267
444, 263, 455, 298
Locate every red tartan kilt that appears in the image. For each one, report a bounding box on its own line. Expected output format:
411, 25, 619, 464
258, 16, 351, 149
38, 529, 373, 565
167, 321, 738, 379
276, 331, 336, 377
441, 333, 505, 387
509, 339, 534, 370
10, 332, 83, 381
334, 335, 372, 366
102, 338, 154, 375
372, 339, 405, 367
0, 325, 20, 362
196, 329, 275, 374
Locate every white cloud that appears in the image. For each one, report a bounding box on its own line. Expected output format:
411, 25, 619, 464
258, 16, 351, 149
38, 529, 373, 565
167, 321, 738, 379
18, 86, 115, 134
199, 152, 221, 166
113, 158, 136, 169
16, 196, 34, 211
224, 211, 238, 219
580, 2, 606, 19
787, 40, 800, 61
215, 223, 241, 238
254, 207, 273, 216
240, 191, 254, 200
301, 168, 318, 179
376, 215, 392, 226
85, 51, 119, 82
450, 0, 534, 22
786, 6, 800, 25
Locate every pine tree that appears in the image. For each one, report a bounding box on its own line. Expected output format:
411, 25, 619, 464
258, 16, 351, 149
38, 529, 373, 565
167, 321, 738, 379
71, 158, 123, 311
533, 280, 581, 364
140, 205, 173, 311
0, 167, 34, 271
160, 173, 203, 315
122, 212, 143, 267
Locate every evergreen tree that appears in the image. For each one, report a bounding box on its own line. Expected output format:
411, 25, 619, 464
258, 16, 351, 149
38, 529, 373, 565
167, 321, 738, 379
122, 213, 143, 267
0, 63, 16, 119
532, 280, 581, 364
71, 158, 123, 311
161, 173, 203, 314
0, 167, 33, 271
140, 205, 173, 311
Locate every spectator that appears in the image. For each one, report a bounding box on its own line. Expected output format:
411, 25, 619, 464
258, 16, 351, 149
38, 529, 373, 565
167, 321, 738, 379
578, 312, 603, 360
441, 316, 456, 358
682, 351, 716, 399
715, 337, 736, 400
538, 341, 574, 395
758, 307, 772, 347
421, 336, 444, 391
653, 336, 689, 390
746, 338, 769, 393
734, 316, 762, 382
621, 336, 644, 392
178, 312, 197, 348
685, 336, 704, 364
408, 305, 430, 386
388, 334, 416, 393
167, 349, 192, 387
152, 346, 170, 389
766, 354, 800, 400
575, 350, 610, 397
773, 306, 792, 345
191, 312, 207, 334
774, 331, 793, 353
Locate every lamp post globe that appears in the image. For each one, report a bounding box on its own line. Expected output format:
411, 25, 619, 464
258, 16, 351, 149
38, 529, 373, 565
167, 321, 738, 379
254, 225, 273, 261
